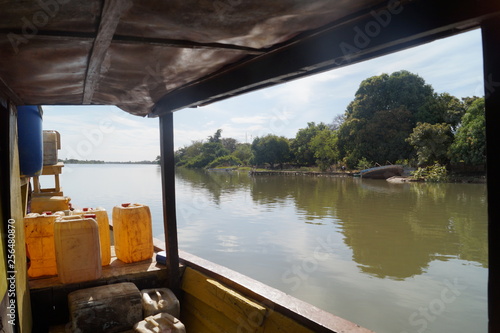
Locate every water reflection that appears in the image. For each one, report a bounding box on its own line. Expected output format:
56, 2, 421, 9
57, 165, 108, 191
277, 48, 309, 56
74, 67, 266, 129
176, 167, 252, 205
178, 170, 487, 280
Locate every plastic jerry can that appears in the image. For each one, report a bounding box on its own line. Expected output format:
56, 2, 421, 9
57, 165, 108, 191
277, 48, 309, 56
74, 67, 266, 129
68, 282, 142, 333
24, 212, 58, 277
31, 196, 71, 214
73, 207, 111, 266
134, 313, 186, 333
42, 130, 60, 165
54, 215, 102, 284
112, 203, 153, 263
141, 288, 180, 318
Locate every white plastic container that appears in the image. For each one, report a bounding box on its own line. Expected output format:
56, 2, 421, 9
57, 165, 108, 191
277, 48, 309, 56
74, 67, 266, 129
112, 203, 153, 263
54, 215, 102, 284
134, 313, 186, 333
24, 212, 58, 277
72, 207, 112, 266
43, 130, 60, 165
141, 288, 180, 319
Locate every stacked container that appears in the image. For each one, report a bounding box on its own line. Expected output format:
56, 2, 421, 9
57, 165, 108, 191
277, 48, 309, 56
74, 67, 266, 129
54, 214, 102, 283
72, 207, 111, 266
24, 212, 58, 277
31, 196, 71, 214
112, 203, 154, 263
42, 130, 60, 165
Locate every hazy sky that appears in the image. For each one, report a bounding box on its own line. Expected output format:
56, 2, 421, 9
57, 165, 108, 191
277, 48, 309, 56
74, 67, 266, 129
42, 29, 484, 162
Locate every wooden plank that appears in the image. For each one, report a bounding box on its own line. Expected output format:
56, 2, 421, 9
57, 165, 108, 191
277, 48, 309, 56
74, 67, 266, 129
257, 311, 315, 333
182, 293, 237, 333
113, 34, 264, 55
28, 247, 166, 290
482, 17, 500, 333
181, 267, 267, 327
159, 113, 180, 293
82, 0, 132, 104
180, 250, 374, 333
150, 0, 500, 117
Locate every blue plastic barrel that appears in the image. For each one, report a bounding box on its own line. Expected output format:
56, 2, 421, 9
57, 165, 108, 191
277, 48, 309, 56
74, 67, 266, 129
17, 105, 43, 176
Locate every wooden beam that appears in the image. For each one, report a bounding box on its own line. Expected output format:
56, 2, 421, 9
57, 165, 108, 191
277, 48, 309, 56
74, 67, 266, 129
112, 34, 265, 55
150, 0, 500, 117
82, 0, 132, 104
0, 28, 265, 55
159, 113, 180, 293
481, 17, 500, 333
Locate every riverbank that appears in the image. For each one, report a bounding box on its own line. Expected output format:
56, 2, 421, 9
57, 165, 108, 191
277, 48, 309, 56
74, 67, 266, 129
225, 167, 487, 183
248, 170, 355, 177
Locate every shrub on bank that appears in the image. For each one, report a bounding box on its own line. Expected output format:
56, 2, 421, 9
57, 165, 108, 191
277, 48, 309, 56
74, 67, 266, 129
411, 162, 448, 182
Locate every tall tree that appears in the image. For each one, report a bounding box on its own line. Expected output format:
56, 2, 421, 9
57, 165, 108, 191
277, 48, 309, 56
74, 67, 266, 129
345, 70, 434, 122
338, 70, 439, 167
310, 129, 339, 171
232, 143, 253, 165
252, 135, 290, 169
449, 98, 486, 166
221, 137, 238, 153
415, 92, 465, 130
290, 122, 328, 166
406, 122, 454, 166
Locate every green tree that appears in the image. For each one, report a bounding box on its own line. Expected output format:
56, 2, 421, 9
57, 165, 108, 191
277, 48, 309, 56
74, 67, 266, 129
346, 70, 434, 121
337, 118, 364, 168
251, 134, 290, 169
179, 130, 229, 168
290, 122, 328, 166
221, 137, 238, 153
449, 98, 486, 166
358, 107, 414, 163
406, 122, 453, 166
416, 92, 465, 130
208, 129, 222, 143
232, 143, 253, 165
175, 140, 203, 166
338, 70, 441, 167
310, 129, 338, 171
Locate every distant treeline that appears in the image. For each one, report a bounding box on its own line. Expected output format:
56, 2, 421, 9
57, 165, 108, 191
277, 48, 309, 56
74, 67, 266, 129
175, 70, 486, 173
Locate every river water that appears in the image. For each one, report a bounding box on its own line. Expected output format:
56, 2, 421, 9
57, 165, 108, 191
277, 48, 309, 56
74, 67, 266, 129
57, 164, 487, 333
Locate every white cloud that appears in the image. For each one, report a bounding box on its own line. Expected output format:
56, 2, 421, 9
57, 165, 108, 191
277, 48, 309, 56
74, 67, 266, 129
231, 115, 270, 124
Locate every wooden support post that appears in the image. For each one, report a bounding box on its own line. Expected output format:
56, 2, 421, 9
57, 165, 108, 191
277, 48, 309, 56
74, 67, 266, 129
159, 113, 180, 293
481, 18, 500, 333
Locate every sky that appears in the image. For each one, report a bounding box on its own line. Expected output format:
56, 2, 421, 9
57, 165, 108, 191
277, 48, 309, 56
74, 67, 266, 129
42, 29, 484, 162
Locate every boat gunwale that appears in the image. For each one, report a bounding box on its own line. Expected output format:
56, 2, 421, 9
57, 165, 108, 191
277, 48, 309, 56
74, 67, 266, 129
176, 248, 374, 333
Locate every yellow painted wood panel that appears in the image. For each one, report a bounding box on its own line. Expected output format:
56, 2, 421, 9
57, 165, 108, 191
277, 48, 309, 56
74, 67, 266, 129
182, 267, 268, 327
181, 267, 316, 333
182, 292, 238, 333
257, 310, 315, 333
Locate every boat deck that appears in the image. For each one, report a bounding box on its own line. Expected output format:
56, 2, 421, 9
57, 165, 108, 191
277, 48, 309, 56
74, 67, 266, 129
29, 246, 176, 332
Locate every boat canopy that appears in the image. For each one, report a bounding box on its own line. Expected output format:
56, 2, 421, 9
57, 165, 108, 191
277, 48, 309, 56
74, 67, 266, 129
1, 0, 498, 117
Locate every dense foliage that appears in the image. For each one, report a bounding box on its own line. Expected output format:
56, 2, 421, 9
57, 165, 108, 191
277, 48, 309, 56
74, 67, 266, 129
251, 134, 290, 169
174, 71, 485, 173
448, 98, 486, 166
